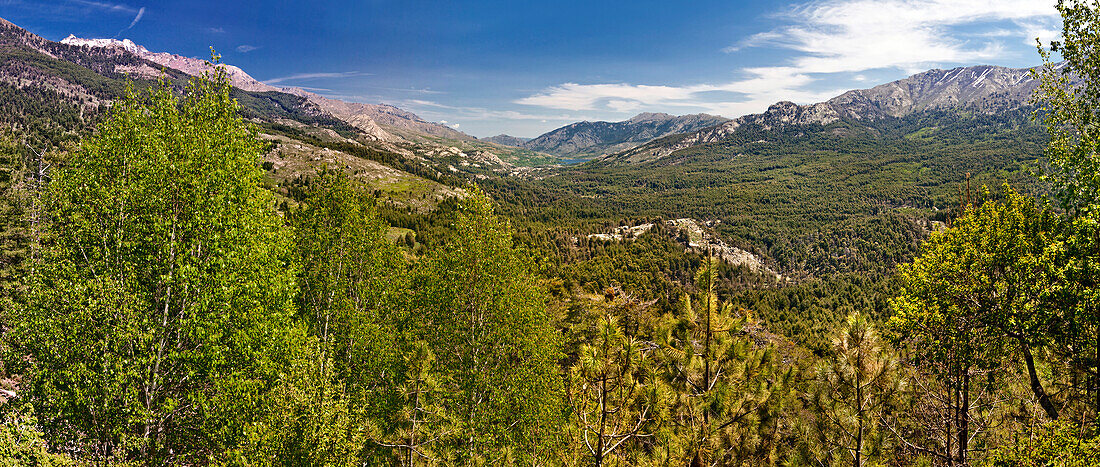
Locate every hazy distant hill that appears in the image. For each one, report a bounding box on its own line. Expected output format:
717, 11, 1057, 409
612, 64, 1044, 163
483, 134, 531, 147
521, 112, 729, 158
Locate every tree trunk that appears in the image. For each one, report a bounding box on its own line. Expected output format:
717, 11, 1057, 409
596, 371, 607, 467
958, 370, 970, 466
855, 339, 864, 467
1017, 339, 1059, 420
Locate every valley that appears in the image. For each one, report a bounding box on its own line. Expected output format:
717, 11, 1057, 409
0, 4, 1095, 465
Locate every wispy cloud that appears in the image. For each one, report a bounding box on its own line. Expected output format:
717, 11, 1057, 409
70, 0, 139, 14
236, 44, 259, 53
721, 31, 783, 53
1014, 17, 1062, 47
752, 0, 1056, 74
375, 86, 444, 95
111, 4, 144, 37
515, 66, 841, 118
517, 0, 1060, 119
263, 71, 369, 85
401, 99, 590, 123
290, 86, 334, 92
207, 27, 225, 34
67, 0, 146, 36
125, 6, 143, 28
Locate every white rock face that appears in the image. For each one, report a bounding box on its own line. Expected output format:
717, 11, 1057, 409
61, 36, 146, 54
61, 34, 282, 93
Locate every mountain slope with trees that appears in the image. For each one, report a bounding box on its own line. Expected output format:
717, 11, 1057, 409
2, 2, 1100, 465
520, 112, 729, 158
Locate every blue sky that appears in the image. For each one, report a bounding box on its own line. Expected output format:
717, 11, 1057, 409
1, 0, 1063, 137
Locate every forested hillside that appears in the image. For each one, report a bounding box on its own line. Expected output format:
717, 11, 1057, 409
2, 2, 1100, 466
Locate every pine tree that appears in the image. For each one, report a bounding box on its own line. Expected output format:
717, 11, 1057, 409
376, 341, 454, 466
808, 313, 901, 467
655, 257, 790, 465
566, 310, 661, 466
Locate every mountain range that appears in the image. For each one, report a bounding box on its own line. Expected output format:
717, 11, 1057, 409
516, 112, 729, 158
482, 135, 531, 147
57, 34, 471, 144
0, 17, 574, 185
0, 15, 1049, 171
609, 65, 1043, 164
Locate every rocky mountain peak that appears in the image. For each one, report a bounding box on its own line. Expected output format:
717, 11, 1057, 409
61, 35, 147, 55
483, 135, 531, 147
608, 63, 1046, 164
50, 33, 474, 143
767, 101, 798, 112
61, 34, 283, 93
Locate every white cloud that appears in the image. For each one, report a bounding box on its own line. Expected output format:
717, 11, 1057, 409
722, 31, 784, 53
517, 0, 1060, 119
236, 44, 259, 53
764, 0, 1056, 74
125, 6, 143, 29
263, 71, 369, 85
70, 0, 145, 35
400, 99, 587, 123
515, 66, 840, 118
1015, 18, 1062, 47
70, 0, 140, 15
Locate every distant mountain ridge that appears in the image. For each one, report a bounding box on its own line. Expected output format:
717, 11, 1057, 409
482, 135, 531, 147
58, 34, 471, 143
612, 64, 1046, 163
521, 112, 729, 158
1, 16, 563, 182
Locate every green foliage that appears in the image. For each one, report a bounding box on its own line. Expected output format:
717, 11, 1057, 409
375, 341, 454, 466
653, 258, 793, 465
731, 273, 896, 354
891, 187, 1054, 367
1035, 0, 1100, 423
1035, 0, 1100, 215
10, 69, 306, 463
292, 168, 405, 382
0, 403, 71, 466
0, 137, 30, 296
263, 168, 410, 464
984, 421, 1100, 467
565, 307, 662, 466
407, 186, 563, 463
888, 188, 1072, 463
805, 313, 901, 467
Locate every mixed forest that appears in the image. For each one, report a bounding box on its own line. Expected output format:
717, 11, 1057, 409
5, 2, 1100, 466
